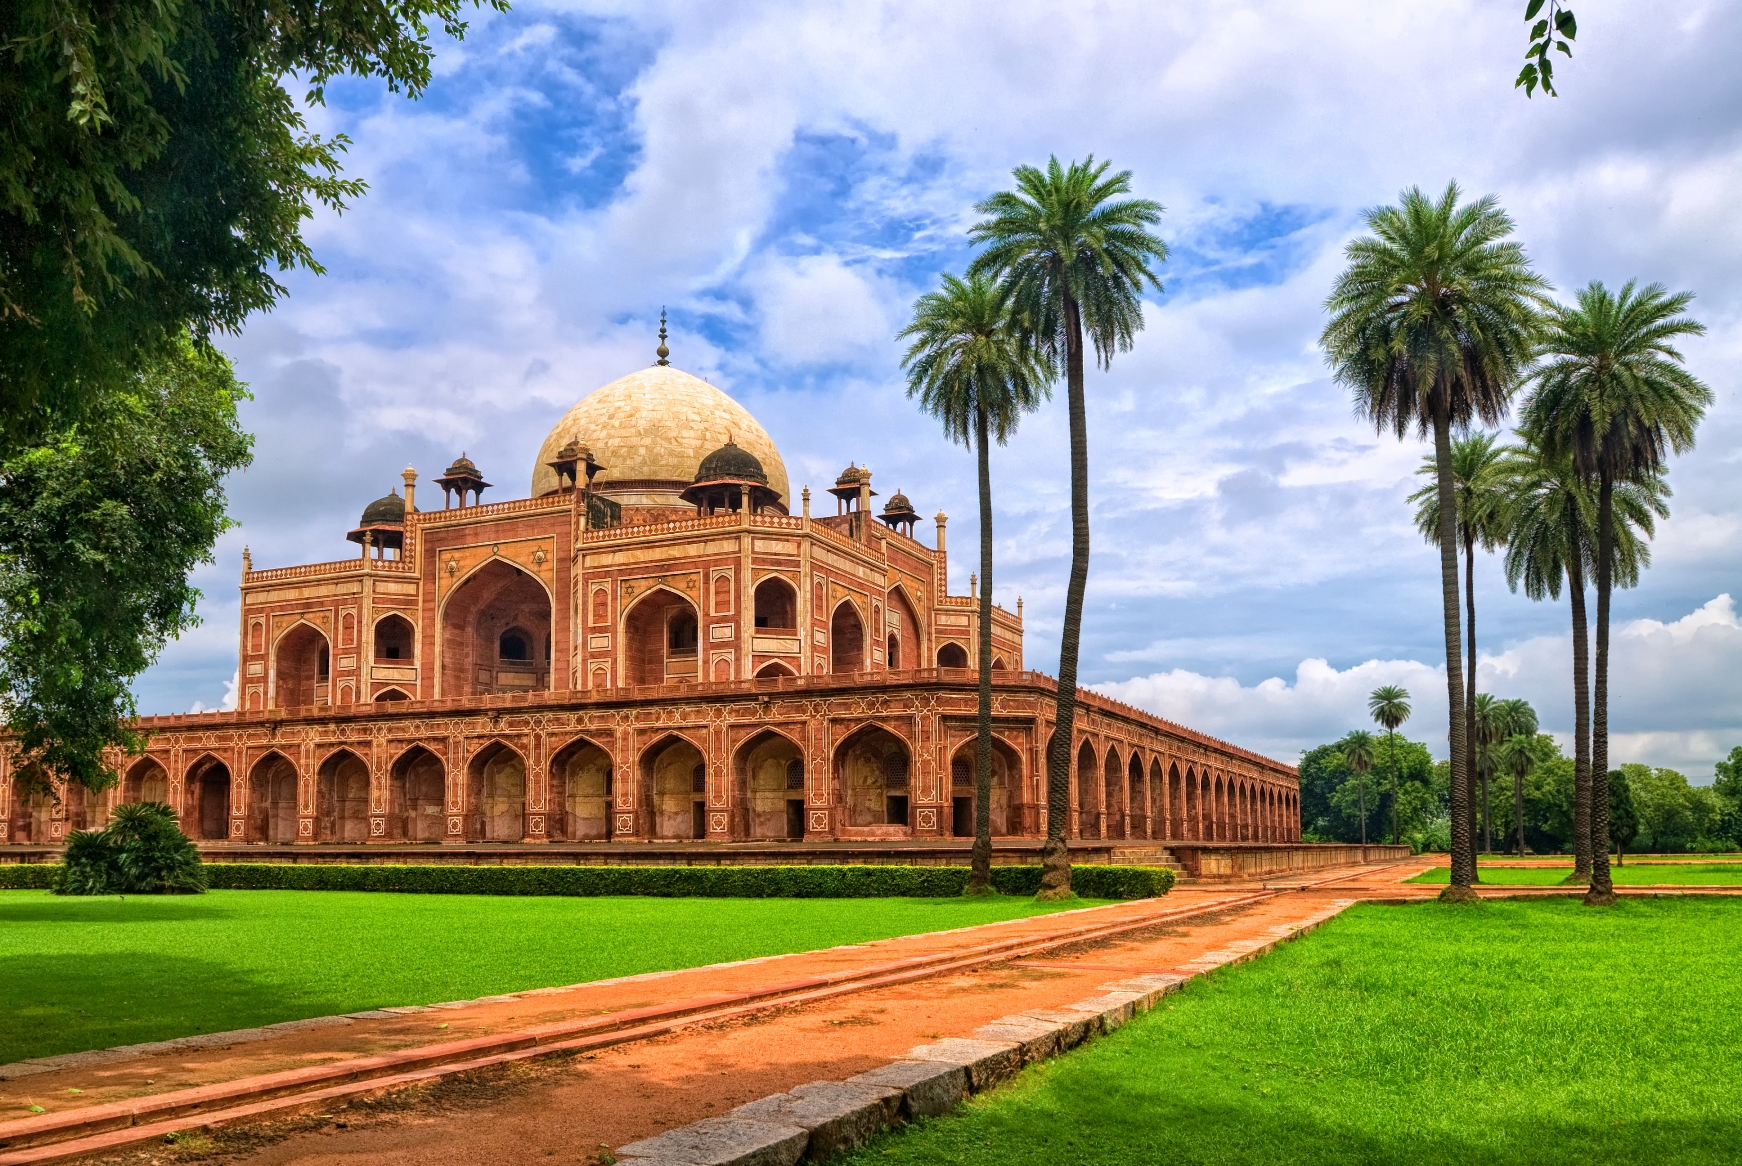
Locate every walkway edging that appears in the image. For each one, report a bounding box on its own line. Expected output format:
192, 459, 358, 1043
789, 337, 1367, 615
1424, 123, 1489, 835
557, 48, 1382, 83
611, 898, 1357, 1166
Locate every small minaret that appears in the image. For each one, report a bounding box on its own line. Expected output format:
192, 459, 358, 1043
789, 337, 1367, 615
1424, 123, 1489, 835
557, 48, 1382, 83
401, 466, 418, 512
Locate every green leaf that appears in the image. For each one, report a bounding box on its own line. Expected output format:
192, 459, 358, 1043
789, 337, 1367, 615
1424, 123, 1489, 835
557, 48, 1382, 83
1515, 63, 1539, 92
1556, 40, 1572, 56
1524, 0, 1546, 19
1555, 9, 1577, 37
1530, 17, 1550, 39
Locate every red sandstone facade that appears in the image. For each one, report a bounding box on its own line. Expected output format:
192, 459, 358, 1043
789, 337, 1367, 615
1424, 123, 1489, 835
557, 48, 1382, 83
1, 363, 1299, 849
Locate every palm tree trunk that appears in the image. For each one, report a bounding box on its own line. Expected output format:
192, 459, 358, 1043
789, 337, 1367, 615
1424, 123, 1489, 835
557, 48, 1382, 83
1587, 470, 1616, 905
1039, 294, 1089, 899
969, 402, 996, 895
1358, 770, 1366, 845
1515, 767, 1526, 856
1388, 728, 1400, 845
1567, 554, 1592, 883
1433, 406, 1475, 898
1465, 527, 1485, 858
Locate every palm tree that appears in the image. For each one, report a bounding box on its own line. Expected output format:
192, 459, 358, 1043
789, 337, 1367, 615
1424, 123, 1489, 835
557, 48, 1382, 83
1408, 430, 1512, 852
1340, 730, 1377, 845
1369, 685, 1411, 845
901, 273, 1052, 895
1322, 183, 1548, 900
1494, 728, 1542, 856
1470, 693, 1503, 855
968, 157, 1167, 899
1502, 436, 1668, 881
1523, 280, 1710, 906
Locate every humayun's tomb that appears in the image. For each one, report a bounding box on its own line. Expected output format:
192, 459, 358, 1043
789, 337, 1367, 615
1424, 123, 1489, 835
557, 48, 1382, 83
2, 340, 1304, 865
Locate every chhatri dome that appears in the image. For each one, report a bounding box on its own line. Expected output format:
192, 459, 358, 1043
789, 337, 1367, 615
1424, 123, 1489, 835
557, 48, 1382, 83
530, 326, 788, 508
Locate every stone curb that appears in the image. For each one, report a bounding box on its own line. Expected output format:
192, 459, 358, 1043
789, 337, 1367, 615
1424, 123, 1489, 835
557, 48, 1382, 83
615, 900, 1355, 1165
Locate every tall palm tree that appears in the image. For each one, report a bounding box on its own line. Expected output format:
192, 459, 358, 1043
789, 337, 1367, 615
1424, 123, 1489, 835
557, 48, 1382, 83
901, 273, 1052, 895
1470, 693, 1503, 855
1340, 730, 1377, 845
1494, 729, 1541, 856
1369, 685, 1411, 845
1523, 280, 1709, 906
1408, 430, 1512, 852
1502, 436, 1668, 881
968, 157, 1167, 899
1322, 183, 1548, 900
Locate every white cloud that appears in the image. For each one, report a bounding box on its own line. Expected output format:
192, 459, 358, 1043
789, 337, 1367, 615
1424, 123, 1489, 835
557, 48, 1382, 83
1099, 596, 1742, 777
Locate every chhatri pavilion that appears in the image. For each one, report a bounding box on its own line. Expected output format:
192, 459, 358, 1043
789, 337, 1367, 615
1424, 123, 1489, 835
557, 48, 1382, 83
1, 337, 1299, 852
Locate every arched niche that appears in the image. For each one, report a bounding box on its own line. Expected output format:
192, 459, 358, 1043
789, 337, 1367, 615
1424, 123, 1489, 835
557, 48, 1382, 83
121, 757, 170, 806
755, 661, 796, 679
1074, 741, 1099, 839
441, 560, 552, 697
374, 613, 415, 663
188, 756, 232, 840
1169, 762, 1185, 839
886, 587, 921, 670
467, 741, 526, 842
1149, 758, 1166, 840
389, 745, 447, 842
550, 737, 612, 842
274, 623, 329, 709
736, 730, 805, 840
835, 725, 911, 829
250, 752, 299, 843
639, 735, 706, 839
317, 749, 371, 843
374, 687, 412, 702
947, 737, 1022, 838
623, 588, 700, 687
1127, 753, 1147, 839
1102, 747, 1126, 839
936, 642, 968, 669
753, 576, 797, 630
830, 601, 864, 674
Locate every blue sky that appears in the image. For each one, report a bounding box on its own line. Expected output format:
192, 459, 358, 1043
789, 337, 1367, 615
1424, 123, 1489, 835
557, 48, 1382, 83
141, 0, 1742, 778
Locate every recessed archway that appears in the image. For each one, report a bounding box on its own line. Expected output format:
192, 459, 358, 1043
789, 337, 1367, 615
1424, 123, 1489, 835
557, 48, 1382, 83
250, 752, 299, 843
736, 730, 805, 840
639, 735, 707, 839
273, 623, 329, 709
188, 757, 232, 840
1075, 741, 1098, 839
389, 745, 446, 842
624, 588, 701, 686
936, 642, 968, 669
317, 749, 371, 843
753, 576, 797, 630
1102, 747, 1125, 840
466, 741, 527, 842
550, 737, 612, 841
755, 660, 796, 679
830, 601, 865, 674
947, 738, 1021, 838
1128, 753, 1147, 840
886, 587, 921, 671
121, 757, 170, 806
374, 613, 415, 663
440, 560, 552, 697
1150, 758, 1166, 840
835, 725, 911, 829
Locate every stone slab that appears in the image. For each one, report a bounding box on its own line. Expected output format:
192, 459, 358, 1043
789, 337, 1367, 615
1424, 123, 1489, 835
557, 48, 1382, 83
901, 1038, 1022, 1092
971, 1018, 1062, 1062
733, 1081, 899, 1159
617, 1116, 808, 1166
1014, 1008, 1098, 1050
846, 1060, 967, 1119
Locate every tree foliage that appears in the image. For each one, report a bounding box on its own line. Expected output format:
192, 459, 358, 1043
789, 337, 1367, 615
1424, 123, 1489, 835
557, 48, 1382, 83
1300, 735, 1442, 849
0, 0, 505, 442
1517, 0, 1577, 98
0, 340, 251, 794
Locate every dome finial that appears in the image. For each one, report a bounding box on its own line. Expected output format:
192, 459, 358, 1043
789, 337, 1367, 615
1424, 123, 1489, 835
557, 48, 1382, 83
655, 308, 670, 366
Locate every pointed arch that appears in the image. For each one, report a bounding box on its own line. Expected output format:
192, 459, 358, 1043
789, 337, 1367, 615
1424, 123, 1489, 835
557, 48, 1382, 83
639, 732, 708, 839
936, 641, 969, 669
440, 559, 553, 697
315, 747, 370, 843
885, 585, 922, 673
834, 723, 912, 830
272, 620, 330, 709
736, 728, 806, 840
752, 574, 798, 631
466, 739, 527, 842
622, 584, 701, 687
830, 598, 865, 674
388, 744, 447, 842
549, 735, 613, 842
1075, 740, 1099, 839
249, 749, 300, 843
1102, 745, 1125, 839
1149, 757, 1165, 841
185, 753, 233, 840
372, 612, 415, 664
755, 660, 796, 679
946, 735, 1023, 838
1128, 752, 1147, 839
121, 755, 171, 806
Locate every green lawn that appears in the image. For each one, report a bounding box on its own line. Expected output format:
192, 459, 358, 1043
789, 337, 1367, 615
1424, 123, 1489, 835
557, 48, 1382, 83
0, 890, 1094, 1066
843, 898, 1742, 1166
1407, 863, 1742, 885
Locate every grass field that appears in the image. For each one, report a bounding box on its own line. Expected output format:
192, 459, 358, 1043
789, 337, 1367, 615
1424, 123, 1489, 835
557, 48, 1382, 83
1407, 863, 1742, 885
0, 890, 1095, 1066
842, 898, 1742, 1166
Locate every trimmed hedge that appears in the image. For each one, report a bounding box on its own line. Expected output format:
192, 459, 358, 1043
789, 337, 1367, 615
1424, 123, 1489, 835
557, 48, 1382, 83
0, 864, 60, 889
0, 862, 1173, 899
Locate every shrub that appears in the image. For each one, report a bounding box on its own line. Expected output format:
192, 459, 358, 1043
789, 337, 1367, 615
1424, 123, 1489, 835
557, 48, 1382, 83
193, 862, 1174, 899
53, 802, 207, 895
0, 863, 62, 889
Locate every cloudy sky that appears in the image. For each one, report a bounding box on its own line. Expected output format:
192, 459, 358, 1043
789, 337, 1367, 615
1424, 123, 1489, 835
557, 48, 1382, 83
141, 0, 1742, 781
